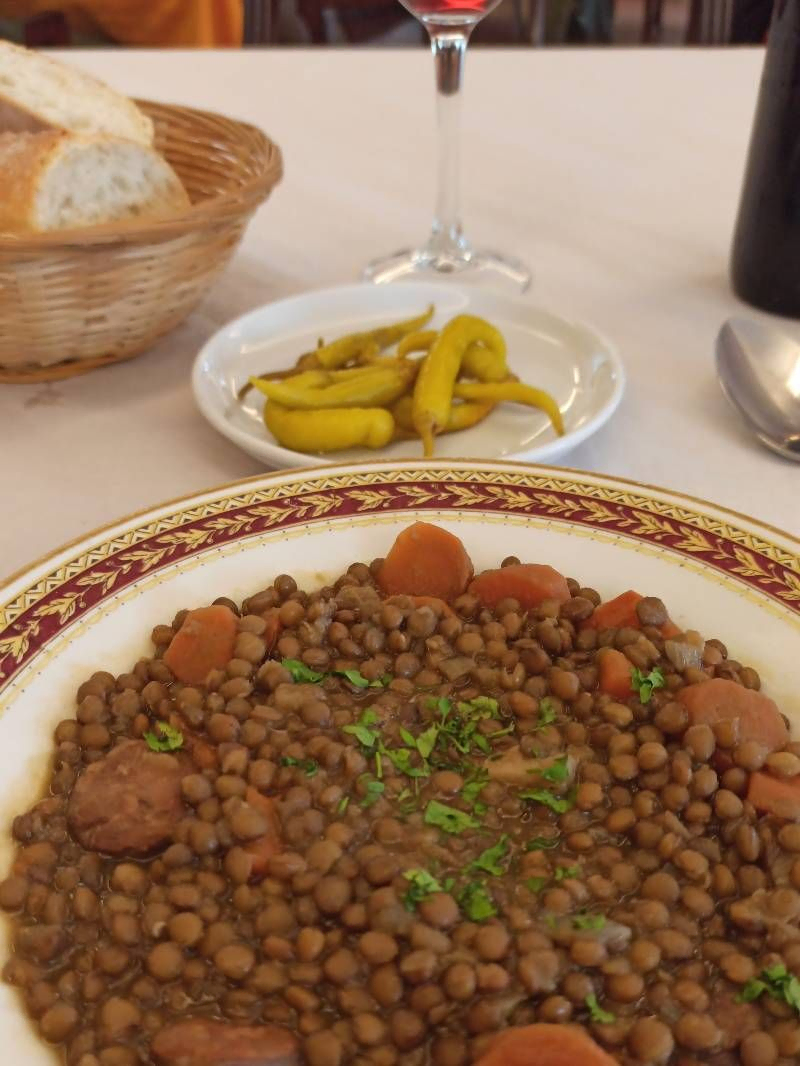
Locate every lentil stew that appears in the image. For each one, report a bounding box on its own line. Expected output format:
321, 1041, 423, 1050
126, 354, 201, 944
3, 521, 800, 1066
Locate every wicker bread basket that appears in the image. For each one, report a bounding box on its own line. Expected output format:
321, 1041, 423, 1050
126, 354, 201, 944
0, 99, 283, 383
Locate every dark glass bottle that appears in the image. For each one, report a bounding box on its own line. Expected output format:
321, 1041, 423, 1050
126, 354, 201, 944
731, 0, 800, 315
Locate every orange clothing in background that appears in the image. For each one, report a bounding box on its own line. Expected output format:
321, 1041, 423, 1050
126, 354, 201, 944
0, 1, 243, 45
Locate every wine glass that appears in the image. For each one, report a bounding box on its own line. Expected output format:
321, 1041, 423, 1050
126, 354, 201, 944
363, 0, 530, 291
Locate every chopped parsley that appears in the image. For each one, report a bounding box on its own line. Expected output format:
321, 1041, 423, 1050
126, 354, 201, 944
457, 880, 497, 921
281, 755, 318, 777
471, 835, 511, 876
431, 697, 496, 758
334, 668, 390, 689
525, 835, 560, 851
573, 913, 606, 931
342, 708, 381, 749
402, 868, 450, 911
280, 658, 391, 689
281, 658, 325, 683
144, 721, 183, 752
631, 666, 665, 705
396, 787, 418, 814
540, 755, 569, 784
359, 776, 385, 808
336, 796, 350, 814
519, 788, 575, 814
382, 745, 429, 779
738, 965, 800, 1014
525, 876, 548, 894
537, 697, 557, 727
585, 994, 616, 1024
462, 772, 489, 813
424, 799, 480, 835
554, 865, 580, 881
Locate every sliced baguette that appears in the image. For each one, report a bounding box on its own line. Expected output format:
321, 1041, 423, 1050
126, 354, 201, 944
0, 41, 153, 145
0, 131, 190, 234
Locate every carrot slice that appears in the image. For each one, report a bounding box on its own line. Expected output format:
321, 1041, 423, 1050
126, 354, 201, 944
582, 589, 681, 639
469, 563, 570, 610
163, 605, 238, 685
583, 590, 643, 631
679, 678, 788, 753
598, 648, 633, 700
243, 787, 282, 879
476, 1024, 618, 1066
377, 522, 473, 602
747, 772, 800, 821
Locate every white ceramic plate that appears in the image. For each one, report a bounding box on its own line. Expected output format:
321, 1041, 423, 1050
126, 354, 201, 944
192, 283, 624, 468
1, 460, 799, 1061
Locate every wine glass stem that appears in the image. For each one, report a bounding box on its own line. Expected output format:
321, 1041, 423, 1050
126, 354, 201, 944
429, 27, 472, 259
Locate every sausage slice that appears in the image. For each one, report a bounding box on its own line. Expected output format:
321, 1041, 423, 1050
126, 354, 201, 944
152, 1020, 298, 1065
67, 740, 185, 856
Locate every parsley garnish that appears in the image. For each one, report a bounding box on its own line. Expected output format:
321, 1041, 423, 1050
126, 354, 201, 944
462, 772, 488, 811
555, 865, 580, 881
458, 881, 497, 921
336, 796, 350, 814
281, 658, 325, 683
334, 668, 390, 689
431, 697, 495, 758
144, 721, 183, 752
382, 745, 429, 779
631, 666, 665, 705
342, 708, 381, 749
540, 755, 569, 784
396, 787, 418, 814
359, 776, 385, 808
525, 835, 560, 851
738, 965, 800, 1015
280, 658, 391, 689
573, 913, 606, 930
471, 835, 510, 876
281, 755, 318, 777
585, 994, 615, 1023
525, 876, 548, 893
402, 868, 450, 911
424, 800, 479, 835
519, 788, 575, 814
537, 697, 557, 727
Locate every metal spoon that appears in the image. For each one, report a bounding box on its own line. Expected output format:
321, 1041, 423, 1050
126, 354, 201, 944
715, 317, 800, 462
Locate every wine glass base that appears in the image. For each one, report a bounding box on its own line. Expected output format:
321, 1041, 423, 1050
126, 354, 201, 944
363, 245, 531, 292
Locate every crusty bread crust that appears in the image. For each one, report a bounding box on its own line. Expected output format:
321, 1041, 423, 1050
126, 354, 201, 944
0, 41, 153, 145
0, 130, 189, 234
0, 130, 64, 232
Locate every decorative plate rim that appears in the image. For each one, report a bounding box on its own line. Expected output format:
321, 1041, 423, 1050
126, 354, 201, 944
1, 459, 798, 690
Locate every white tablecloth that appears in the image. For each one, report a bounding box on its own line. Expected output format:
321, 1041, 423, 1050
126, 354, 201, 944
3, 46, 796, 580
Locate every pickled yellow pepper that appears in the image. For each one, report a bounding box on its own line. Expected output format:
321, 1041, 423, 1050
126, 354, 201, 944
250, 363, 415, 410
264, 403, 395, 452
314, 306, 434, 369
412, 315, 508, 456
392, 395, 494, 436
397, 330, 437, 358
454, 381, 564, 436
461, 341, 508, 383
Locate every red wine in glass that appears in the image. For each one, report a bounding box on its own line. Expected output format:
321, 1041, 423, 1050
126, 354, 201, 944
404, 0, 503, 18
363, 0, 529, 289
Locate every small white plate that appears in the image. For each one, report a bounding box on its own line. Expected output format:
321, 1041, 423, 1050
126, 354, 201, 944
192, 282, 625, 468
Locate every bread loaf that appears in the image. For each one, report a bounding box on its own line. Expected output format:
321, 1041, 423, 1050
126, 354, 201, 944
0, 41, 153, 145
0, 131, 190, 233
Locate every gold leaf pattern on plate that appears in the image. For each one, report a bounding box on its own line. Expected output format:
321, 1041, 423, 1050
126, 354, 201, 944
1, 467, 798, 679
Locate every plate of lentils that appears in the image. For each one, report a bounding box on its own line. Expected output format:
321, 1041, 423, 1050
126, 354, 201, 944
0, 459, 798, 1066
